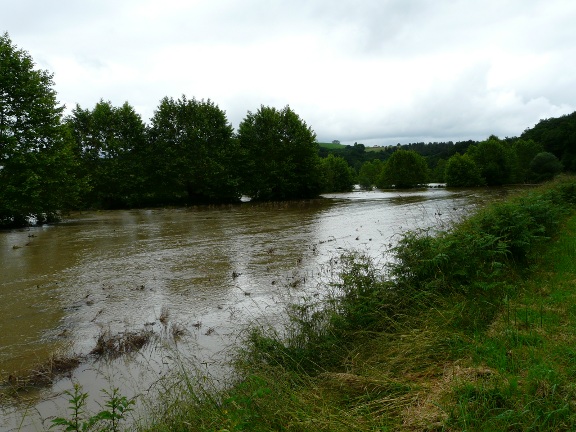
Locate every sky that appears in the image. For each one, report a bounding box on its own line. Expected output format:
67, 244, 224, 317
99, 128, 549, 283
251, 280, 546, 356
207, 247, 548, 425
2, 0, 576, 146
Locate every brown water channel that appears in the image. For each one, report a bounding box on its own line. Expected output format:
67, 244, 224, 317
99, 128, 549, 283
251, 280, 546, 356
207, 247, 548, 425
0, 187, 507, 430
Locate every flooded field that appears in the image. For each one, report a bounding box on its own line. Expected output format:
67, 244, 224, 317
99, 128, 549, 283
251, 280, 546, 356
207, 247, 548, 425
0, 187, 509, 430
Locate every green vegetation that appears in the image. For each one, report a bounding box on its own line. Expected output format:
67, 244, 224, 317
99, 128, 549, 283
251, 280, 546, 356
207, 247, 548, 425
521, 111, 576, 171
357, 159, 384, 190
137, 176, 576, 431
444, 153, 484, 187
50, 384, 134, 432
0, 32, 82, 227
66, 100, 147, 208
318, 142, 347, 150
320, 154, 355, 192
147, 96, 240, 205
237, 105, 323, 201
323, 130, 570, 190
376, 149, 428, 188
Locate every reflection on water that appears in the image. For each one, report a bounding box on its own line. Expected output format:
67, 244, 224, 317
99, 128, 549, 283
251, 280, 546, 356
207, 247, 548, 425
0, 187, 509, 430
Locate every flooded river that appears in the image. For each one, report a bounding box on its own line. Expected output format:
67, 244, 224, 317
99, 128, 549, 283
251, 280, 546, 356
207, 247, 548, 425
0, 187, 508, 430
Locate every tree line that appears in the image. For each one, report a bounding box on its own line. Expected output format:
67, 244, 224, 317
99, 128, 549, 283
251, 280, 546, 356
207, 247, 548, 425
325, 121, 570, 189
1, 34, 354, 227
0, 32, 572, 228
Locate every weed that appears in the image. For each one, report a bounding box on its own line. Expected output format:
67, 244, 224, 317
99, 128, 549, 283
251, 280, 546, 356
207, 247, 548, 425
50, 384, 134, 432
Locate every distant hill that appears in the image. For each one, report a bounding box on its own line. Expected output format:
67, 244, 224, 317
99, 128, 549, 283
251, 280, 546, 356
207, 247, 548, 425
318, 142, 347, 150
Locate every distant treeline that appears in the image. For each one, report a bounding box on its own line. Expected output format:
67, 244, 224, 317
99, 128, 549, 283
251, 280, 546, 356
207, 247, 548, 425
321, 111, 574, 189
0, 32, 573, 228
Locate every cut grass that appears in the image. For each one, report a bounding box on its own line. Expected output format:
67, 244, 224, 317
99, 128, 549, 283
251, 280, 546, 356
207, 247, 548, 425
442, 215, 576, 431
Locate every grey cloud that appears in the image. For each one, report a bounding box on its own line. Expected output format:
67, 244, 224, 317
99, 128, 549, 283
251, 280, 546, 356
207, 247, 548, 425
3, 0, 575, 145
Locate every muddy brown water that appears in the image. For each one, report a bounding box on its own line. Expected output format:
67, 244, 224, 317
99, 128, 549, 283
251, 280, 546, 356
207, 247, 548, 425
0, 188, 510, 430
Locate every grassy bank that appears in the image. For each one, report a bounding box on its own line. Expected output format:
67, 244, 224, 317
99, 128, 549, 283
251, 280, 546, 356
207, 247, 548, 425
139, 177, 576, 431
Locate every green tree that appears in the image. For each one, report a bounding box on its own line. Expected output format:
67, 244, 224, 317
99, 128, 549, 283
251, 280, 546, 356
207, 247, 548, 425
376, 150, 428, 188
148, 96, 240, 204
0, 33, 81, 227
467, 136, 514, 186
512, 138, 544, 183
66, 100, 147, 208
521, 111, 576, 171
320, 154, 355, 192
357, 159, 384, 190
529, 152, 563, 182
444, 153, 484, 187
237, 105, 323, 200
430, 158, 447, 183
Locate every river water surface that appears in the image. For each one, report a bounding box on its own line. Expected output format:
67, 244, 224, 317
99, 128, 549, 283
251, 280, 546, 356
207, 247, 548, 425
0, 187, 510, 430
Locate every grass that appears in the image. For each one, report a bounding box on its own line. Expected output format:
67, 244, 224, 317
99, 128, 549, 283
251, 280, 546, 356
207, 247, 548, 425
136, 176, 576, 431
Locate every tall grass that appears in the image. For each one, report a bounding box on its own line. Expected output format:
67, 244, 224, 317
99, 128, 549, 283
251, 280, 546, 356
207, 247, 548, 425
140, 176, 576, 431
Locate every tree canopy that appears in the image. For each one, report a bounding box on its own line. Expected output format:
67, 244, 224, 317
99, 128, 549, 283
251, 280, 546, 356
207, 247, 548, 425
466, 136, 515, 186
444, 153, 484, 187
66, 100, 147, 208
358, 159, 385, 190
529, 151, 563, 182
320, 154, 355, 192
147, 96, 240, 204
521, 112, 576, 172
0, 33, 80, 227
237, 105, 323, 200
377, 149, 428, 188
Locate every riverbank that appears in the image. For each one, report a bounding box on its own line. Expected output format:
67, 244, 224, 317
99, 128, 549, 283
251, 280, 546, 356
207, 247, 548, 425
127, 176, 576, 431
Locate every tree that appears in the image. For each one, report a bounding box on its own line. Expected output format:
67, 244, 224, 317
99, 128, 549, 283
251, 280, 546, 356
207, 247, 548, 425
444, 153, 484, 187
357, 159, 384, 190
148, 96, 240, 204
0, 33, 81, 227
430, 158, 447, 183
529, 152, 563, 182
320, 154, 355, 192
376, 150, 428, 188
466, 136, 514, 186
512, 138, 544, 183
66, 100, 147, 208
237, 105, 323, 200
521, 111, 576, 171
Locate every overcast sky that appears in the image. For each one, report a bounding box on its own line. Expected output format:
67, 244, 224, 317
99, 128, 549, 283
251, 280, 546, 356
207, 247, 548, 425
3, 0, 576, 146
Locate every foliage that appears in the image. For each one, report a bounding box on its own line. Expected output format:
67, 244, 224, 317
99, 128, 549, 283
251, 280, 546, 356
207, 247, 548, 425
237, 105, 323, 200
512, 138, 544, 183
0, 32, 82, 227
467, 135, 515, 186
376, 149, 428, 188
148, 96, 240, 204
357, 159, 384, 190
320, 154, 355, 192
529, 151, 563, 182
444, 152, 484, 187
65, 100, 147, 208
430, 157, 447, 182
51, 384, 134, 432
521, 111, 576, 171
